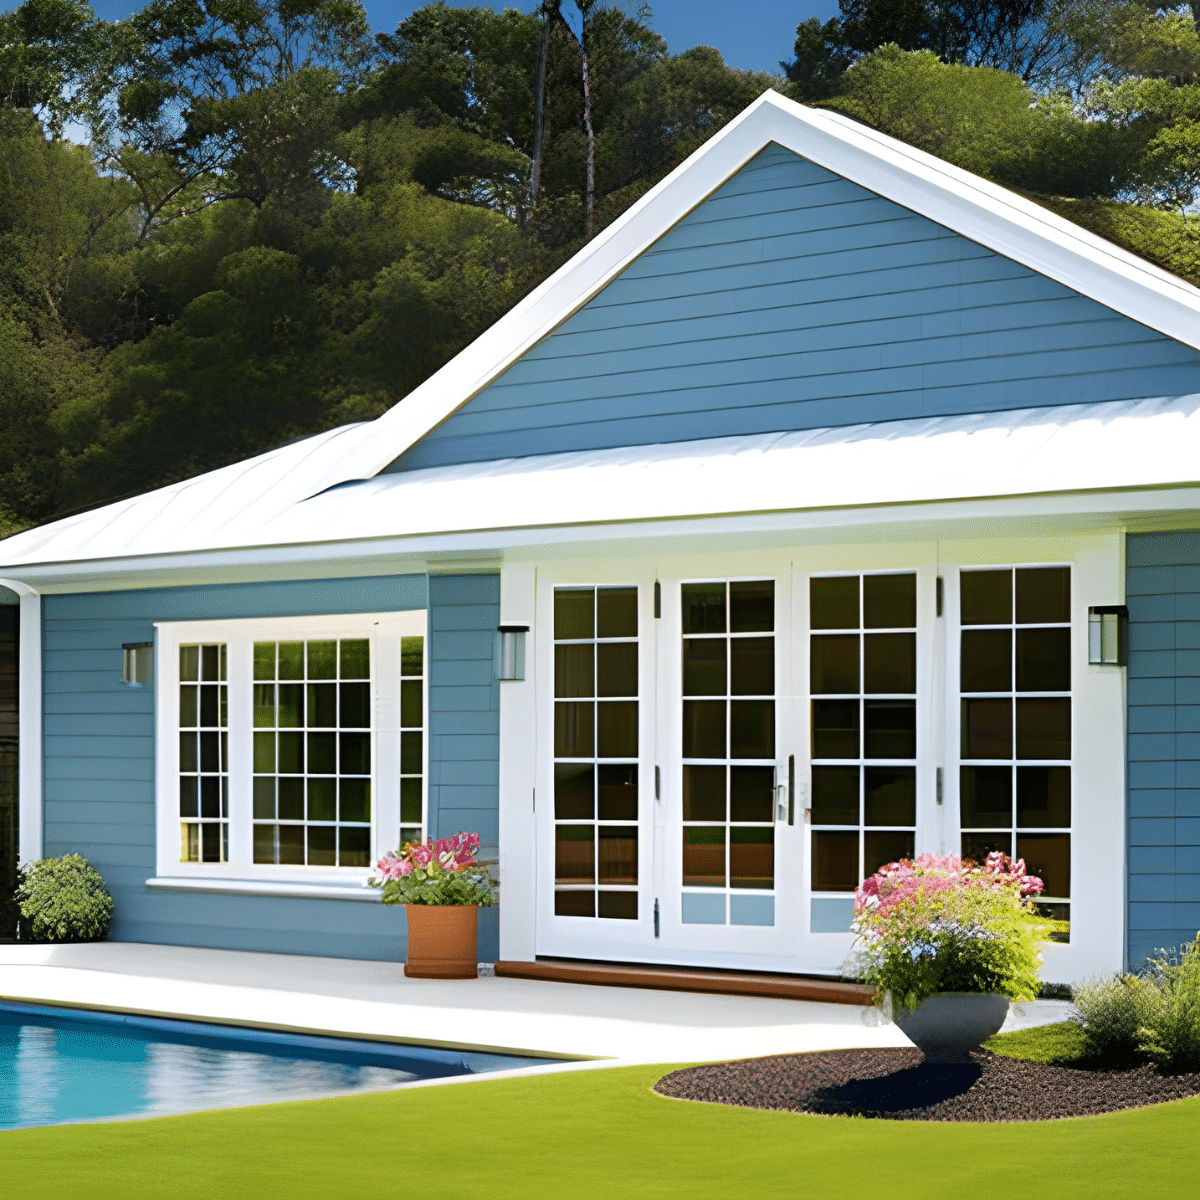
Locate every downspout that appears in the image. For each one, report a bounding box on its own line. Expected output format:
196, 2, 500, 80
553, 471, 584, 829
0, 579, 42, 864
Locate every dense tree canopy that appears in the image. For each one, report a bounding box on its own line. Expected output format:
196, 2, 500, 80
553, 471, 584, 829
0, 0, 1199, 537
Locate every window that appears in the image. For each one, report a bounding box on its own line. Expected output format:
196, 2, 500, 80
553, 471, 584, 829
959, 567, 1071, 940
553, 587, 639, 920
810, 573, 917, 893
156, 612, 424, 880
680, 580, 776, 926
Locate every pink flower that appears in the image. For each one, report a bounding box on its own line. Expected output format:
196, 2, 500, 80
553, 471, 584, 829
433, 838, 451, 855
376, 851, 405, 880
437, 850, 458, 870
396, 858, 413, 876
410, 843, 433, 867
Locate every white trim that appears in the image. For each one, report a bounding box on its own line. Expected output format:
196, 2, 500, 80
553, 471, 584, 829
0, 579, 42, 864
144, 876, 382, 901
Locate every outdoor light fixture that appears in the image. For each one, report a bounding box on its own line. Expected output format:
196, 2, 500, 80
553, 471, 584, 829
1088, 606, 1128, 666
496, 625, 528, 681
121, 642, 154, 686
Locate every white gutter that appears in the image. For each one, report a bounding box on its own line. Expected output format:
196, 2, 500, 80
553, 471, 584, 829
0, 578, 41, 864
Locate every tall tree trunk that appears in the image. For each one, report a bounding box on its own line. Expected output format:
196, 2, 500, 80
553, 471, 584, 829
530, 1, 554, 209
579, 3, 595, 239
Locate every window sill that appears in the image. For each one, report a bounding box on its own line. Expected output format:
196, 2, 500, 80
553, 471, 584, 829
145, 876, 382, 902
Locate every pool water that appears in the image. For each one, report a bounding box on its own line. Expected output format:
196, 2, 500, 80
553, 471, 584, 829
0, 1002, 551, 1131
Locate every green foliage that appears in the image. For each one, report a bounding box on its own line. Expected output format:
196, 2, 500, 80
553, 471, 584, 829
376, 863, 497, 907
1072, 972, 1162, 1060
15, 853, 113, 942
983, 1020, 1090, 1064
1136, 936, 1200, 1070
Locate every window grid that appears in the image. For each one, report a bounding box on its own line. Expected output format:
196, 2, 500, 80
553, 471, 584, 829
179, 643, 228, 863
398, 635, 425, 846
251, 638, 374, 868
681, 579, 777, 925
959, 566, 1072, 941
552, 586, 639, 921
810, 572, 918, 894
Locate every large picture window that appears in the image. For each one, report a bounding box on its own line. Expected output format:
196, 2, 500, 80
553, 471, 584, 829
156, 612, 425, 882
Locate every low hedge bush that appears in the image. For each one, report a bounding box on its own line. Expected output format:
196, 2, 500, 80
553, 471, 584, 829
16, 854, 112, 942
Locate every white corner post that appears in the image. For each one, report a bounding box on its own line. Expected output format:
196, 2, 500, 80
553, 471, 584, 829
1, 578, 42, 864
497, 563, 537, 962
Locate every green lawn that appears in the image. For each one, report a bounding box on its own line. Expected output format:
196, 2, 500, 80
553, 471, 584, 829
3, 1058, 1199, 1198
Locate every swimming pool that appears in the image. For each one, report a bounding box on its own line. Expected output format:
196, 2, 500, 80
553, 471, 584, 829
0, 1001, 555, 1131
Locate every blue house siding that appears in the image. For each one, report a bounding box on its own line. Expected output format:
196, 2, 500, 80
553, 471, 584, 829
389, 144, 1200, 473
40, 572, 501, 962
1126, 533, 1200, 965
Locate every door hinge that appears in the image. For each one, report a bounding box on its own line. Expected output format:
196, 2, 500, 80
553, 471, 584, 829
936, 768, 943, 806
936, 575, 944, 617
654, 580, 661, 618
653, 898, 660, 938
655, 765, 661, 800
532, 788, 536, 812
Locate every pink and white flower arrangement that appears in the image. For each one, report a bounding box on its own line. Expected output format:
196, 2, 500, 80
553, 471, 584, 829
849, 851, 1049, 1012
370, 832, 496, 907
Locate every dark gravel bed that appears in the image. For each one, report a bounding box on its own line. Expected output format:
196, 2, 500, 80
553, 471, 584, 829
654, 1048, 1200, 1122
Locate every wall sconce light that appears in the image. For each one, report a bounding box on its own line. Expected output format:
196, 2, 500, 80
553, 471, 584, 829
496, 625, 528, 681
1088, 606, 1128, 666
121, 642, 154, 686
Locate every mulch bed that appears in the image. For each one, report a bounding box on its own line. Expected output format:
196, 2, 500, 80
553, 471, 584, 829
654, 1048, 1200, 1122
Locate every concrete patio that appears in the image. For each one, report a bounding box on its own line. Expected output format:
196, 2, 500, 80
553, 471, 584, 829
0, 942, 1074, 1068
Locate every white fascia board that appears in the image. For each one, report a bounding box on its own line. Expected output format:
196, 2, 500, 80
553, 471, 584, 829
0, 578, 42, 863
8, 483, 1200, 594
315, 91, 1200, 486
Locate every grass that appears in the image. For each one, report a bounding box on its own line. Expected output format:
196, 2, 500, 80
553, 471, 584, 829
4, 1057, 1200, 1198
984, 1020, 1090, 1065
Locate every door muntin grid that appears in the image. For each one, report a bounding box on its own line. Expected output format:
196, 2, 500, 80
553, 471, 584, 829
179, 643, 228, 863
681, 580, 776, 924
959, 566, 1072, 941
809, 573, 918, 894
553, 586, 639, 920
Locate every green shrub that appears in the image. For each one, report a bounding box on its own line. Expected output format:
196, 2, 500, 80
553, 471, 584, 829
1137, 937, 1200, 1072
1072, 973, 1161, 1061
15, 854, 113, 942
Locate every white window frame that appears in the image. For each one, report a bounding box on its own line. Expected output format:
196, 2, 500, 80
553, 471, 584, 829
152, 610, 426, 886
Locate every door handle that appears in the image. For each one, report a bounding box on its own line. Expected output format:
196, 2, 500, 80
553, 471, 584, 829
775, 783, 787, 822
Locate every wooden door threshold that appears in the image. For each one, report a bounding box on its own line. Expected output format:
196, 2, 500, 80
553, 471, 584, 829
493, 958, 876, 1006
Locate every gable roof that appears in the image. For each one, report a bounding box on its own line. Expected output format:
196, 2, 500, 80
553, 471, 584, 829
6, 88, 1200, 578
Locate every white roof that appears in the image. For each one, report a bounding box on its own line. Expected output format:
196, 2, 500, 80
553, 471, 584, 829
6, 397, 1200, 578
6, 88, 1200, 579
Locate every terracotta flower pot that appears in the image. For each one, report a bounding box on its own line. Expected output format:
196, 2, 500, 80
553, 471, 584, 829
893, 992, 1010, 1063
403, 904, 479, 979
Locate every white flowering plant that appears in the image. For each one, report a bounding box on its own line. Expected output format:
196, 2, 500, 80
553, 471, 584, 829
848, 852, 1050, 1013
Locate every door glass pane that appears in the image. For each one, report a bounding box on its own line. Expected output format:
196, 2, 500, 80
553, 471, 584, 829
864, 830, 914, 877
961, 630, 1011, 692
683, 765, 726, 821
864, 633, 915, 694
597, 588, 638, 638
1017, 766, 1071, 828
864, 767, 915, 825
811, 766, 859, 825
810, 576, 858, 630
960, 765, 1012, 827
555, 590, 594, 639
555, 891, 595, 917
961, 570, 1012, 625
1016, 567, 1070, 624
683, 826, 726, 886
683, 639, 726, 695
963, 830, 1011, 865
598, 826, 638, 884
1016, 628, 1070, 692
730, 700, 774, 759
962, 698, 1012, 759
598, 891, 638, 919
683, 700, 726, 758
731, 637, 774, 696
555, 701, 594, 758
729, 581, 774, 632
682, 584, 726, 634
597, 701, 638, 758
555, 645, 594, 697
1017, 833, 1070, 897
812, 700, 859, 759
598, 764, 638, 819
730, 828, 774, 889
812, 831, 858, 891
555, 764, 594, 820
730, 766, 774, 822
555, 825, 594, 883
863, 700, 915, 759
597, 643, 638, 697
864, 574, 916, 629
1015, 698, 1071, 759
810, 635, 858, 694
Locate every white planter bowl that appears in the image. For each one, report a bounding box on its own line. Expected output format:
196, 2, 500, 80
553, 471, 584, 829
893, 992, 1010, 1064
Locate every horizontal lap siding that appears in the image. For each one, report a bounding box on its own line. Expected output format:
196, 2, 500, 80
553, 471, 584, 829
37, 573, 511, 963
388, 144, 1200, 473
1127, 534, 1200, 964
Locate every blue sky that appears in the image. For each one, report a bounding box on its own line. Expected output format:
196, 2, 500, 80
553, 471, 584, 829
68, 1, 841, 75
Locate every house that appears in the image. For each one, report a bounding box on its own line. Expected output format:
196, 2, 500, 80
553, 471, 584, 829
2, 90, 1198, 982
